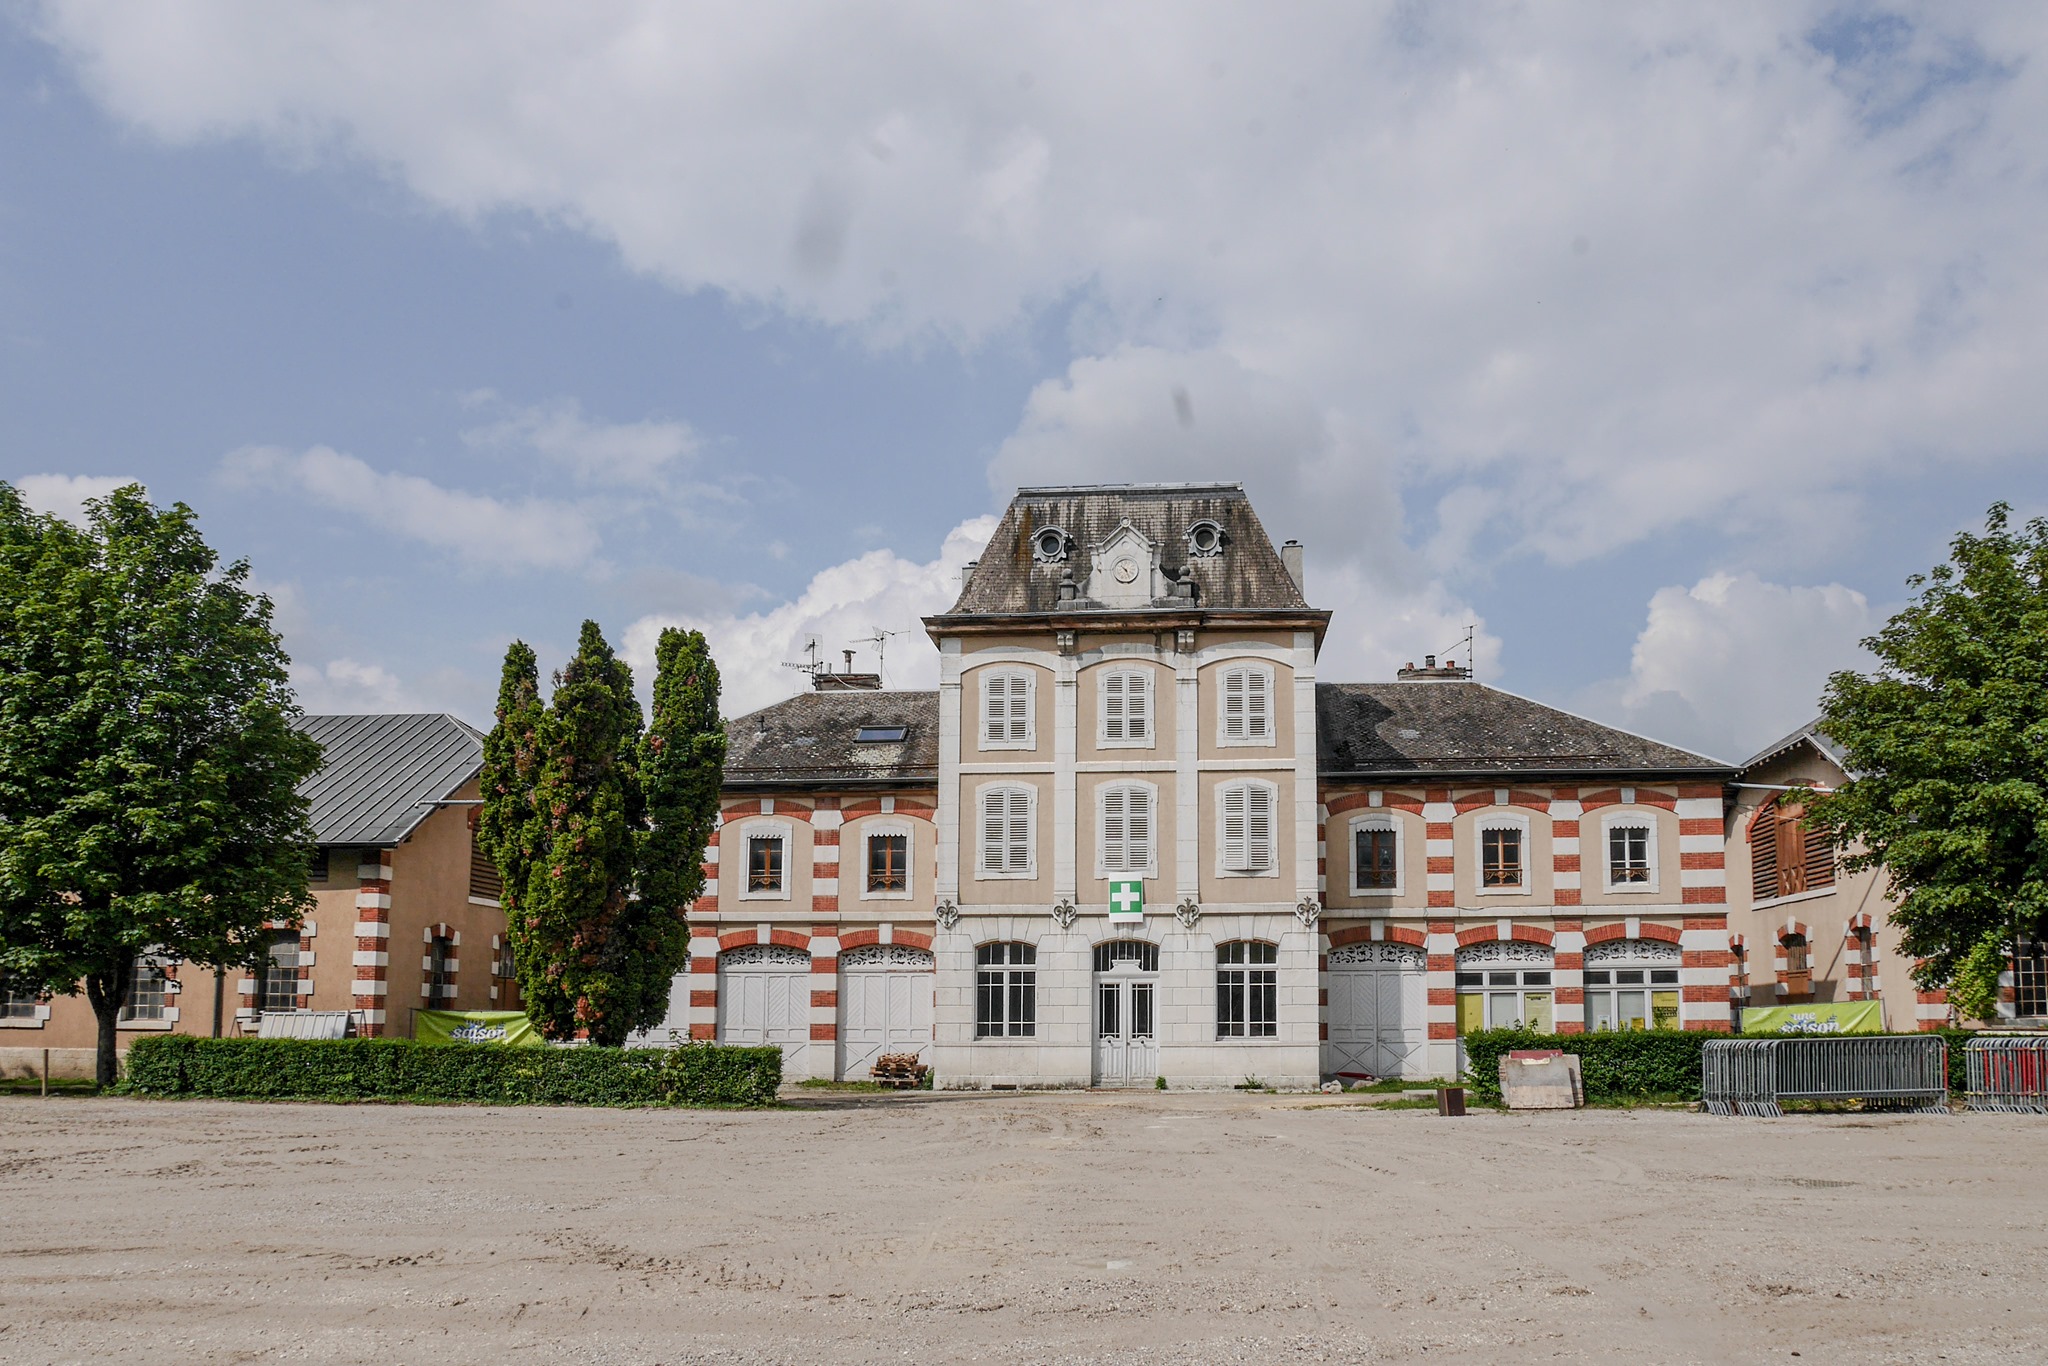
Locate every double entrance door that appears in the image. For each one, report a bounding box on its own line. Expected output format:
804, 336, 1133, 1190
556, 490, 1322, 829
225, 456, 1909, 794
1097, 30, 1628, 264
1093, 938, 1159, 1088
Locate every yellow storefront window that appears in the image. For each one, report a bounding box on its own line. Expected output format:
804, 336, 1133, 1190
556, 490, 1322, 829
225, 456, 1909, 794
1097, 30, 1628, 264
1456, 993, 1485, 1036
1651, 990, 1680, 1031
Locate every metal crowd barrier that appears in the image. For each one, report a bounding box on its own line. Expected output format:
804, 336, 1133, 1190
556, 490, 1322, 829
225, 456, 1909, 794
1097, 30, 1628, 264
1703, 1037, 1949, 1117
1966, 1036, 2048, 1113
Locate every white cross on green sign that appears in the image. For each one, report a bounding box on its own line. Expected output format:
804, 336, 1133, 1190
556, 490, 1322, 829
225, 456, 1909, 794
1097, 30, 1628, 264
1108, 879, 1145, 922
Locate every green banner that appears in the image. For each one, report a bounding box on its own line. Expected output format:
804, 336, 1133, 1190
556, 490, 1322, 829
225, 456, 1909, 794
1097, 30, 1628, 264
414, 1009, 544, 1047
1742, 1001, 1886, 1035
1108, 879, 1145, 922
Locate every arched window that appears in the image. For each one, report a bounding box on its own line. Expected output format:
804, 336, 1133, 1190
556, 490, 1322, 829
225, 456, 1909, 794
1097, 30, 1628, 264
1583, 938, 1681, 1031
980, 668, 1035, 749
1217, 780, 1277, 875
1216, 940, 1278, 1038
976, 942, 1036, 1038
1350, 813, 1402, 893
977, 784, 1036, 878
1093, 939, 1160, 973
1097, 782, 1156, 878
1454, 941, 1553, 1033
1099, 667, 1154, 746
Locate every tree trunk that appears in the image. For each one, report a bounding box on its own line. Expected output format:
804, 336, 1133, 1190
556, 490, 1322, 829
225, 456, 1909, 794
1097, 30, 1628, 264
82, 959, 131, 1089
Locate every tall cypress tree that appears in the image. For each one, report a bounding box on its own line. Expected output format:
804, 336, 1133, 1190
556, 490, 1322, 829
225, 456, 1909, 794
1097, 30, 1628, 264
629, 628, 726, 1035
477, 642, 544, 997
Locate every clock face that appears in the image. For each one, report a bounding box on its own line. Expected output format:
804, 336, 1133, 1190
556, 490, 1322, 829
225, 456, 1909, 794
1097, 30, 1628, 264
1113, 557, 1140, 584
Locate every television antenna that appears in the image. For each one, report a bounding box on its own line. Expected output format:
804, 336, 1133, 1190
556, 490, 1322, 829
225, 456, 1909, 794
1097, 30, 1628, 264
860, 627, 912, 684
781, 637, 823, 678
1435, 623, 1476, 679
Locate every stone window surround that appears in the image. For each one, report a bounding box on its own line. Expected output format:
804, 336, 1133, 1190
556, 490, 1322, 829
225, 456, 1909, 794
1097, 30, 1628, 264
735, 817, 796, 902
1347, 811, 1404, 897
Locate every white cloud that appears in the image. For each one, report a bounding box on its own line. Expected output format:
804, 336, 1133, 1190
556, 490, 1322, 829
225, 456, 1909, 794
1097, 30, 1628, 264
461, 393, 700, 488
623, 516, 996, 717
289, 657, 412, 713
220, 444, 601, 572
13, 472, 136, 524
1580, 572, 1878, 763
29, 3, 2048, 570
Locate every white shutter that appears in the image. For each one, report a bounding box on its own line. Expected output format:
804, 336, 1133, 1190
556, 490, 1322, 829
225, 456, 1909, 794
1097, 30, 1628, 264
983, 673, 1007, 745
1007, 673, 1031, 742
1102, 788, 1127, 870
1245, 785, 1274, 871
1221, 784, 1248, 869
1126, 672, 1149, 741
1104, 672, 1126, 741
1127, 787, 1152, 871
1223, 668, 1247, 740
1244, 668, 1269, 739
980, 788, 1007, 873
1006, 788, 1032, 872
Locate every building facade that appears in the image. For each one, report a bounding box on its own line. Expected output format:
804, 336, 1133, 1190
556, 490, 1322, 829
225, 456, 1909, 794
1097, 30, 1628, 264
0, 713, 514, 1077
659, 483, 1743, 1087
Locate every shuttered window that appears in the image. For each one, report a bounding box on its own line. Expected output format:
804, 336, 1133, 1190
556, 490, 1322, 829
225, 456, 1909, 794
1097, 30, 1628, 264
1220, 664, 1272, 744
1099, 784, 1154, 875
1750, 801, 1835, 901
979, 785, 1035, 877
1219, 781, 1276, 874
981, 669, 1034, 747
1101, 669, 1152, 744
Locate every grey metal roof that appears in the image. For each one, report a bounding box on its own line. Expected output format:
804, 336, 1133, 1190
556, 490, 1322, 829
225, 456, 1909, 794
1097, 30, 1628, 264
1739, 718, 1848, 775
725, 691, 938, 788
1316, 682, 1733, 780
295, 714, 486, 846
937, 483, 1319, 618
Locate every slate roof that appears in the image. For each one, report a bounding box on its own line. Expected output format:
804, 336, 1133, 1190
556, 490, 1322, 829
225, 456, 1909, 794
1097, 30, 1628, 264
724, 691, 939, 788
295, 714, 486, 846
939, 483, 1316, 617
1739, 718, 1848, 774
1315, 682, 1733, 780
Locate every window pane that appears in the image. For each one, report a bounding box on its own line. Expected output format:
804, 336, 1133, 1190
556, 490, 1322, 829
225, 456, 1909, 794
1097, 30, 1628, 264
1522, 993, 1554, 1032
1455, 993, 1485, 1035
1217, 970, 1243, 1037
1587, 991, 1615, 1031
1651, 991, 1680, 1031
1098, 979, 1119, 1038
1251, 970, 1277, 1037
1618, 991, 1647, 1029
867, 834, 908, 892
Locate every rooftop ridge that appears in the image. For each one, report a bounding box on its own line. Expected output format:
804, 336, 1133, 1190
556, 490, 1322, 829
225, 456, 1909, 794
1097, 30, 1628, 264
1013, 481, 1246, 496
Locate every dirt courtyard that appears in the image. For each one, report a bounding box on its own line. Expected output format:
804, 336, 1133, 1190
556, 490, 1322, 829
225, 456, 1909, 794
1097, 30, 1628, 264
2, 1091, 2043, 1364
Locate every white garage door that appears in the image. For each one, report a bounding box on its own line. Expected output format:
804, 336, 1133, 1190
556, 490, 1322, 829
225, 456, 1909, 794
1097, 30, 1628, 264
718, 945, 811, 1071
1326, 942, 1428, 1081
838, 945, 935, 1080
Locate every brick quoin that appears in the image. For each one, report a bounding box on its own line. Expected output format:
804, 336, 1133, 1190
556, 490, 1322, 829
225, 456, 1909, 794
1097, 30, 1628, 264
1682, 887, 1728, 904
688, 990, 717, 1009
689, 1022, 716, 1040
1555, 889, 1582, 906
809, 1024, 836, 1041
1675, 782, 1722, 800
809, 957, 838, 974
1426, 988, 1454, 1005
810, 990, 837, 1009
1677, 818, 1720, 836
1551, 820, 1580, 839
1427, 891, 1455, 908
1428, 1022, 1457, 1040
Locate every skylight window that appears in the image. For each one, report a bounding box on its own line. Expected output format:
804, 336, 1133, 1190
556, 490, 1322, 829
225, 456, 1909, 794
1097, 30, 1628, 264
855, 725, 907, 743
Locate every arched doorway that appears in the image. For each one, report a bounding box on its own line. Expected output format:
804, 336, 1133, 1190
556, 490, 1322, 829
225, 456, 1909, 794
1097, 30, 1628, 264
1093, 938, 1159, 1088
718, 944, 811, 1071
837, 944, 935, 1080
1326, 942, 1427, 1080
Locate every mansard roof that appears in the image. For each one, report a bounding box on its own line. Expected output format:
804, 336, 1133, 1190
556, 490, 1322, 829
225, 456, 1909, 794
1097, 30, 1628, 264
724, 690, 939, 789
1315, 682, 1733, 781
295, 713, 485, 846
935, 483, 1319, 620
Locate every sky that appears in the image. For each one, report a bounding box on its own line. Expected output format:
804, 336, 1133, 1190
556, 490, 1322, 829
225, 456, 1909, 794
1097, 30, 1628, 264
4, 2, 2045, 764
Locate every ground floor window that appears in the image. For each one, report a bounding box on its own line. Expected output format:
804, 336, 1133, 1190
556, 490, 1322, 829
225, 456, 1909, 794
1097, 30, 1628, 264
258, 931, 300, 1013
976, 942, 1036, 1038
1584, 938, 1682, 1032
120, 960, 168, 1021
1455, 942, 1553, 1033
2015, 941, 2048, 1017
1, 975, 40, 1019
1216, 940, 1278, 1038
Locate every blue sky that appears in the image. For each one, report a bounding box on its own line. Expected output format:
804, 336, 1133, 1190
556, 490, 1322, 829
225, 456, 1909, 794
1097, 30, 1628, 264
5, 3, 2045, 762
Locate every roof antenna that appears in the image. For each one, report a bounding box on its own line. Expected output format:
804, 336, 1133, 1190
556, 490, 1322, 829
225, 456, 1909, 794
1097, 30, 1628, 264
860, 627, 911, 684
1434, 624, 1477, 681
781, 636, 823, 679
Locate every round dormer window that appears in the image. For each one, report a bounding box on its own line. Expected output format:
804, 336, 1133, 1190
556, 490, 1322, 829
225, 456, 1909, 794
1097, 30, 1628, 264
1033, 526, 1070, 564
1186, 520, 1224, 557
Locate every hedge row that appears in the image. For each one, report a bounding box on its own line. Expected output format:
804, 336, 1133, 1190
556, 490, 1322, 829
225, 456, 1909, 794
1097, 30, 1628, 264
123, 1034, 782, 1107
1463, 1027, 1980, 1106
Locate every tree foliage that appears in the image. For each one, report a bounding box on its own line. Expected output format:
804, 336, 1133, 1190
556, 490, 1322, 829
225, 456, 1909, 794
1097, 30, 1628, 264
0, 483, 322, 1083
477, 622, 723, 1046
1807, 503, 2048, 1006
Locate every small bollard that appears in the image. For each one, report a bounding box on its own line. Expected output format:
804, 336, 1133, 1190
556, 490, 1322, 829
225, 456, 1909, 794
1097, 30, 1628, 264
1437, 1085, 1466, 1117
42, 1047, 50, 1098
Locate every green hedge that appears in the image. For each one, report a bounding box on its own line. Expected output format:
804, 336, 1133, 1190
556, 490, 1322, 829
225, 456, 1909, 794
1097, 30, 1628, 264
122, 1035, 782, 1107
1461, 1029, 1715, 1105
1464, 1027, 1977, 1106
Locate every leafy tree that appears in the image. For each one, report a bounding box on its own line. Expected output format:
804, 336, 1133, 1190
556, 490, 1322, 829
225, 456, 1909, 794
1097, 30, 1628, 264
0, 483, 322, 1084
1807, 504, 2048, 1014
478, 622, 724, 1046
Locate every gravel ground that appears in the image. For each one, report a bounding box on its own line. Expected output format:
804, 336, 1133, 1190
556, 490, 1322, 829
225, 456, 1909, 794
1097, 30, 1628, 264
2, 1090, 2043, 1364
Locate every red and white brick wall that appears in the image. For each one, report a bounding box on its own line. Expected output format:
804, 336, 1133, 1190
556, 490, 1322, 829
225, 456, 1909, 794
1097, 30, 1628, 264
352, 849, 393, 1036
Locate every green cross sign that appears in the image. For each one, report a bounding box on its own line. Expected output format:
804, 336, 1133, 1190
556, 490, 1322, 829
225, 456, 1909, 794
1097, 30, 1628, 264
1108, 880, 1145, 922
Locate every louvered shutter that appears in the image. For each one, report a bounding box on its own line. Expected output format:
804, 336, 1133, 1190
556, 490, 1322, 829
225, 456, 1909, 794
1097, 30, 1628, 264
983, 673, 1008, 745
981, 788, 1007, 873
1127, 787, 1152, 870
1223, 669, 1247, 740
1774, 806, 1808, 897
1245, 785, 1274, 871
1126, 672, 1149, 741
1244, 668, 1269, 739
1102, 788, 1127, 869
1006, 673, 1030, 742
1221, 785, 1248, 869
1749, 806, 1778, 901
1006, 787, 1032, 871
1104, 672, 1126, 741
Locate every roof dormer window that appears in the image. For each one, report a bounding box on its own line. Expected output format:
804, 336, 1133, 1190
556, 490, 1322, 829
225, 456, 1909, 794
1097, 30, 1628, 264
1032, 526, 1070, 564
1186, 520, 1224, 558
